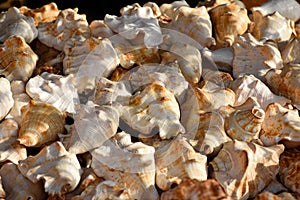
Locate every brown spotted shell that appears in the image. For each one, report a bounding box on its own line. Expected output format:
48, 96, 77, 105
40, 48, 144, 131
18, 100, 65, 147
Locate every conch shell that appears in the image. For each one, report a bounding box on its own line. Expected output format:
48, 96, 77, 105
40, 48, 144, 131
260, 102, 300, 148
0, 7, 38, 43
155, 135, 207, 191
210, 140, 284, 200
0, 36, 38, 82
91, 131, 159, 200
0, 78, 14, 121
18, 141, 82, 195
210, 2, 251, 47
0, 163, 46, 200
18, 100, 65, 147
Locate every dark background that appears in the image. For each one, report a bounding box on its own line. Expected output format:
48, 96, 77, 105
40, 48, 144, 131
0, 0, 200, 22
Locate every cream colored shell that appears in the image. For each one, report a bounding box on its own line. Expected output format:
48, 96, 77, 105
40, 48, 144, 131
0, 78, 14, 121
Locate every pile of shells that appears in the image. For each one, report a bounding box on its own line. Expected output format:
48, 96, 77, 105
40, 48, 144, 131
0, 0, 300, 199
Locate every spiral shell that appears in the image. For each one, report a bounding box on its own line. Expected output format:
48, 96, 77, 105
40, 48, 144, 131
18, 100, 65, 147
0, 78, 14, 121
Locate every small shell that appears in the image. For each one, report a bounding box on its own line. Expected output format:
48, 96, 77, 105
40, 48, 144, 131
260, 102, 300, 148
227, 74, 291, 110
18, 100, 65, 147
19, 2, 60, 26
26, 72, 77, 113
279, 149, 300, 194
210, 3, 251, 47
232, 33, 283, 80
251, 11, 295, 42
0, 7, 38, 43
280, 38, 300, 64
0, 119, 26, 164
210, 140, 284, 200
0, 78, 14, 121
38, 8, 90, 51
91, 131, 159, 200
155, 135, 207, 191
161, 179, 232, 200
0, 163, 46, 200
265, 64, 300, 109
18, 141, 82, 195
0, 35, 38, 82
121, 82, 184, 139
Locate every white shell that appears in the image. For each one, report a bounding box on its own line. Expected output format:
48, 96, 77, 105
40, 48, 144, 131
91, 131, 159, 200
0, 119, 26, 164
155, 134, 207, 191
0, 78, 14, 121
26, 72, 77, 113
89, 20, 114, 38
0, 7, 37, 43
18, 141, 82, 195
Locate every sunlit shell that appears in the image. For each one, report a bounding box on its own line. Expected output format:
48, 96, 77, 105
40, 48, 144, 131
0, 7, 37, 43
0, 35, 38, 82
260, 102, 300, 148
155, 135, 207, 191
227, 74, 291, 110
0, 78, 14, 121
38, 8, 90, 51
187, 111, 231, 156
91, 131, 159, 200
0, 163, 46, 200
159, 1, 189, 19
279, 149, 300, 194
26, 72, 77, 113
104, 3, 163, 48
18, 141, 82, 195
280, 38, 300, 64
62, 104, 119, 155
161, 179, 232, 200
251, 0, 300, 22
210, 2, 251, 47
255, 191, 298, 200
167, 6, 215, 48
265, 64, 300, 109
89, 20, 114, 38
232, 33, 283, 80
122, 82, 184, 139
18, 100, 65, 147
0, 119, 26, 164
143, 2, 161, 18
19, 2, 60, 26
251, 11, 295, 42
210, 140, 284, 200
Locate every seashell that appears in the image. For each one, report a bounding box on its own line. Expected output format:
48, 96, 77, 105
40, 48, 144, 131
210, 2, 251, 47
255, 191, 298, 200
278, 149, 300, 194
251, 11, 295, 42
161, 178, 232, 200
26, 72, 77, 113
0, 162, 46, 200
18, 100, 65, 147
143, 2, 161, 18
0, 177, 4, 199
0, 35, 38, 82
155, 135, 207, 191
194, 80, 236, 113
0, 77, 14, 121
19, 2, 60, 26
159, 1, 189, 19
210, 140, 284, 200
121, 82, 185, 139
167, 6, 216, 48
0, 7, 38, 43
280, 38, 300, 64
227, 74, 291, 110
188, 111, 231, 156
89, 20, 114, 38
251, 0, 300, 22
91, 131, 159, 200
63, 37, 119, 94
18, 141, 82, 195
104, 4, 163, 48
0, 119, 26, 164
38, 8, 90, 51
265, 64, 300, 109
260, 102, 300, 148
62, 104, 119, 154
